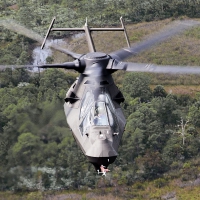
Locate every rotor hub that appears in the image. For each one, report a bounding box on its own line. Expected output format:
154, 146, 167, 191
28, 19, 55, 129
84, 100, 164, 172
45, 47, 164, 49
83, 52, 110, 76
85, 52, 108, 60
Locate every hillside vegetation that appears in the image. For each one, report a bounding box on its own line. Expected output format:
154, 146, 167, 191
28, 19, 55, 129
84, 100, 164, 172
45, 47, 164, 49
2, 0, 200, 199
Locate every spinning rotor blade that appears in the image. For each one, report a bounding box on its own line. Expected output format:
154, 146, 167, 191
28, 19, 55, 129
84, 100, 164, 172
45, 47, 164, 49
49, 44, 82, 59
0, 20, 82, 59
0, 20, 43, 43
110, 62, 200, 74
110, 20, 200, 61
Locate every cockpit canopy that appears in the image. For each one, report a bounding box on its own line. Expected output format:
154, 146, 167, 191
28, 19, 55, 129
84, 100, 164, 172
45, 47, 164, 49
79, 91, 119, 135
93, 101, 109, 126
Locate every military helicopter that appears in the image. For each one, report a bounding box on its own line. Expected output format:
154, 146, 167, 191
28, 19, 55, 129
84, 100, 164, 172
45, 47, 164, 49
2, 17, 200, 174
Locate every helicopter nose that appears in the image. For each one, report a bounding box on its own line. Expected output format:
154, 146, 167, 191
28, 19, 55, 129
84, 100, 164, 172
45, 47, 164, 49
86, 138, 117, 171
86, 128, 117, 171
86, 138, 117, 158
86, 139, 117, 171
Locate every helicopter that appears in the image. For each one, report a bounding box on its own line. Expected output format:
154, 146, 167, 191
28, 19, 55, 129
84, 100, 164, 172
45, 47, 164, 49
2, 17, 200, 174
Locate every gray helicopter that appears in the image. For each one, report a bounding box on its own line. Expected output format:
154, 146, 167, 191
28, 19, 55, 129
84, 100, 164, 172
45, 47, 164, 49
2, 17, 200, 173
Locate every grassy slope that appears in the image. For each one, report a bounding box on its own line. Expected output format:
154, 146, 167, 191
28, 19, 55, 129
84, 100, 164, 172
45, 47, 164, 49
2, 175, 200, 200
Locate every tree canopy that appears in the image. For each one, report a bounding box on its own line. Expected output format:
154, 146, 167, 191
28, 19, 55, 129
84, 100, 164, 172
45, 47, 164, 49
1, 65, 200, 191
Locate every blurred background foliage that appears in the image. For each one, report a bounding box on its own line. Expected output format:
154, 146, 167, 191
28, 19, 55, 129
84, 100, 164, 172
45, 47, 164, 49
1, 68, 200, 191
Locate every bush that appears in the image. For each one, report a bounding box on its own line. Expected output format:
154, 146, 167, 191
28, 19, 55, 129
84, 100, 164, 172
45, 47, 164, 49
154, 178, 168, 188
132, 182, 144, 190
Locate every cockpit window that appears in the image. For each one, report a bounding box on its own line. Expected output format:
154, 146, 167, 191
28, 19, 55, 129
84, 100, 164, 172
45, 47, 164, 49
79, 93, 119, 135
80, 91, 94, 119
108, 108, 119, 133
104, 94, 114, 110
79, 112, 91, 135
93, 102, 109, 126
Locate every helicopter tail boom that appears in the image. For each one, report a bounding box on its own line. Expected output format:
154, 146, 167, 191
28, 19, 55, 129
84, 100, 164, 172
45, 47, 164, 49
41, 17, 130, 56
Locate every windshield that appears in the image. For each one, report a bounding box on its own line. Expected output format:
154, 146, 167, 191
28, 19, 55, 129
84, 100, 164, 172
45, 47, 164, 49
80, 90, 94, 119
79, 93, 119, 134
93, 102, 109, 126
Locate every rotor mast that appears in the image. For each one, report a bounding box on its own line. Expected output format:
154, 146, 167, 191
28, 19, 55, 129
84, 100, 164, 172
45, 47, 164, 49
84, 18, 96, 52
41, 17, 130, 53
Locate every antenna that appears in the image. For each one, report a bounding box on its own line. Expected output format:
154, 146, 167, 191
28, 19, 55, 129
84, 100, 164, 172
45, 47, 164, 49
85, 17, 88, 26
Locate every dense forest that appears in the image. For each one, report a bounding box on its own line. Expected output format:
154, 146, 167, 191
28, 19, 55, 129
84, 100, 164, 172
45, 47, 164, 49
2, 0, 200, 199
1, 67, 200, 191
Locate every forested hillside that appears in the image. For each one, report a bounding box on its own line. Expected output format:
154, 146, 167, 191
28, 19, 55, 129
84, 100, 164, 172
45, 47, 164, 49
2, 0, 200, 199
2, 68, 200, 199
1, 0, 200, 27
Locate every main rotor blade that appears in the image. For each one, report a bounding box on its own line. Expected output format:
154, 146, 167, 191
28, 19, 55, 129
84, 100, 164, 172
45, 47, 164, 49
38, 62, 80, 69
110, 20, 200, 61
110, 62, 200, 74
38, 60, 86, 73
0, 19, 82, 59
49, 44, 82, 59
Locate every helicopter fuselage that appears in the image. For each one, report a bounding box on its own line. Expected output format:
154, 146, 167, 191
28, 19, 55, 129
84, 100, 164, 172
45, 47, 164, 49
64, 54, 126, 171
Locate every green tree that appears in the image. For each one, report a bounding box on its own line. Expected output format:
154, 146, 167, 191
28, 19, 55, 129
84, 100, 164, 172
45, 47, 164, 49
39, 69, 75, 101
152, 94, 180, 127
188, 100, 200, 127
122, 72, 152, 103
17, 50, 30, 65
42, 142, 58, 167
9, 132, 42, 166
153, 85, 167, 98
122, 103, 164, 162
136, 150, 166, 179
17, 4, 34, 28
